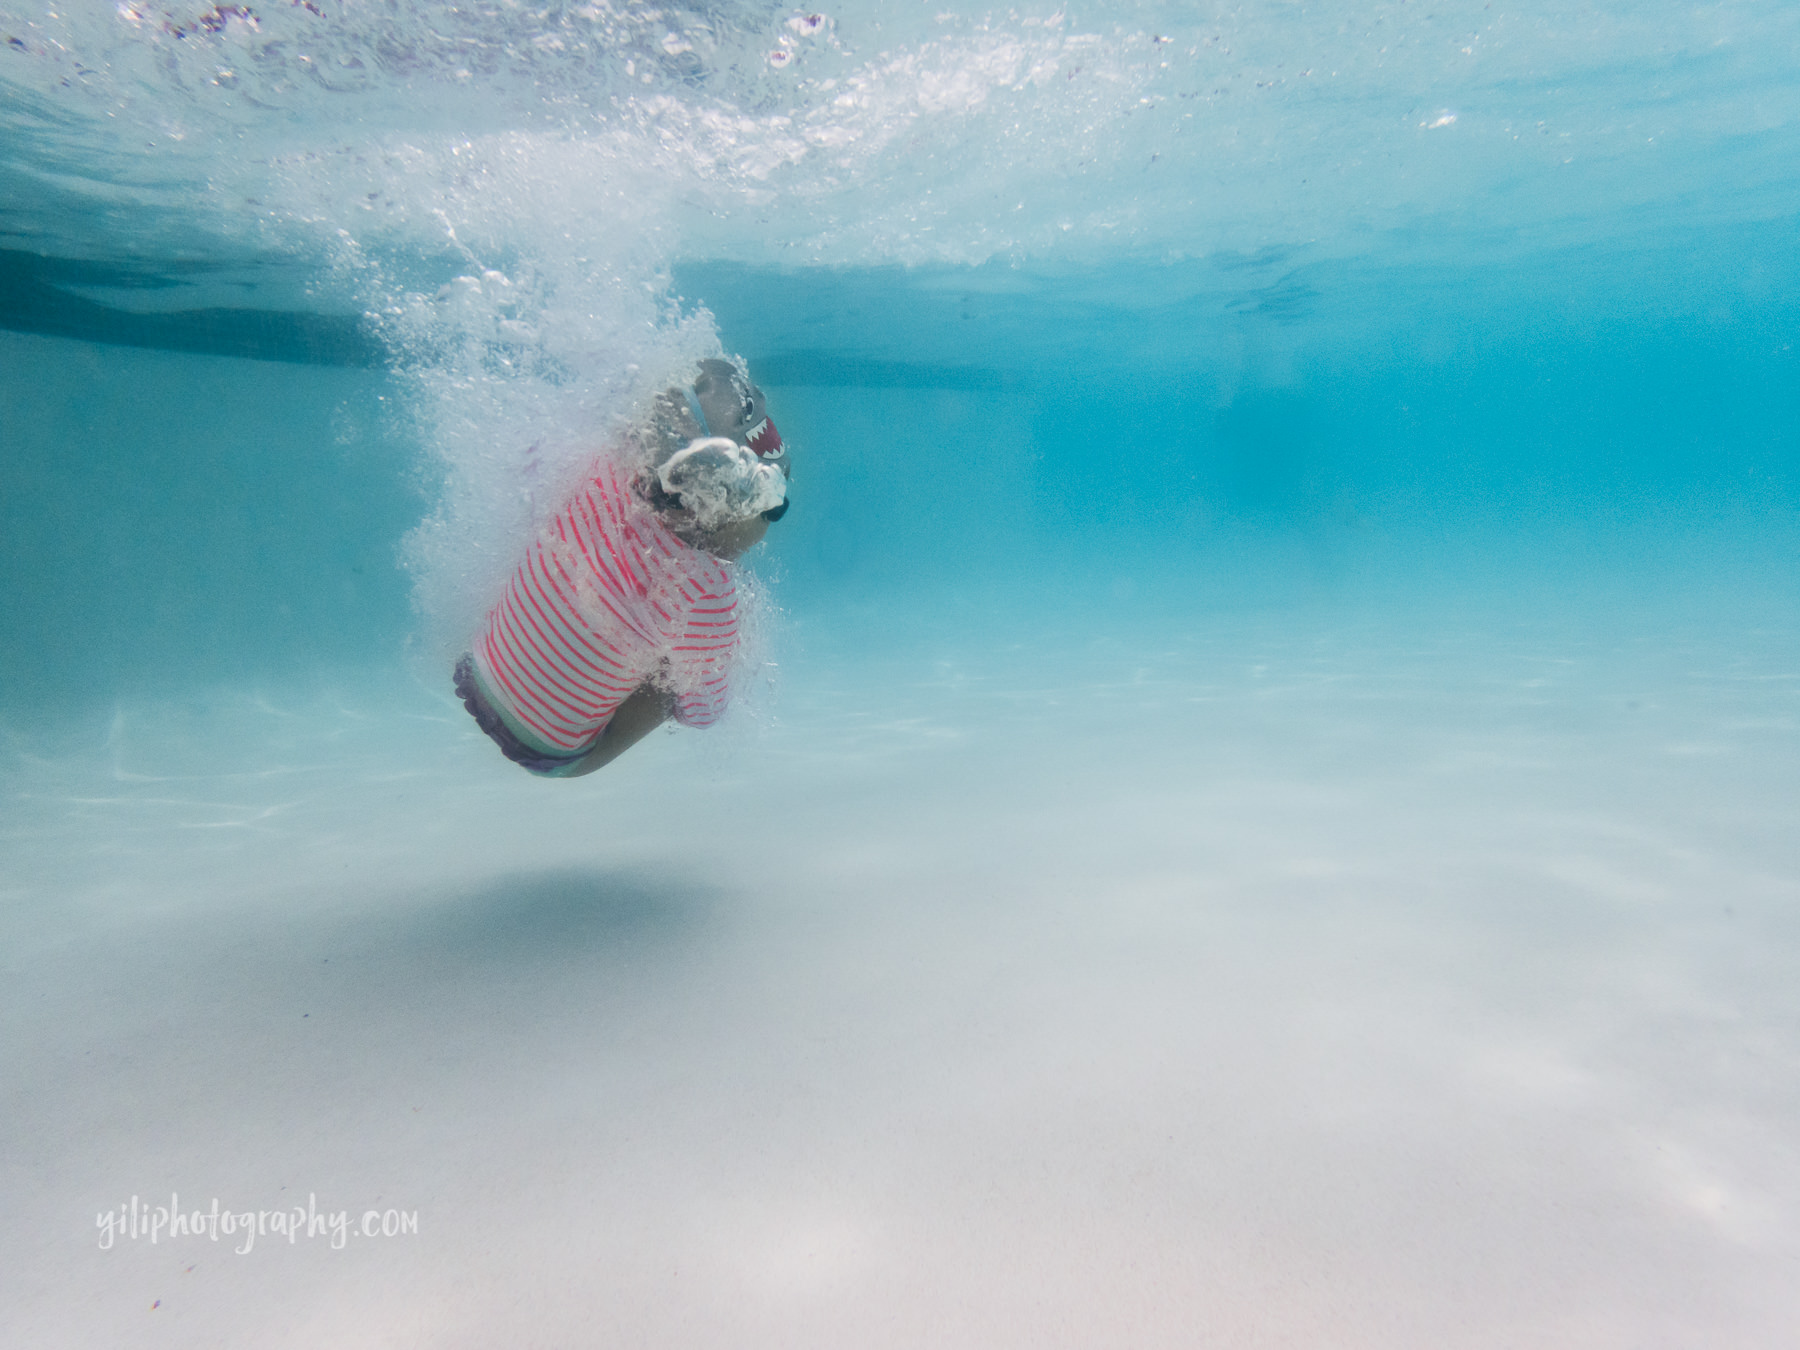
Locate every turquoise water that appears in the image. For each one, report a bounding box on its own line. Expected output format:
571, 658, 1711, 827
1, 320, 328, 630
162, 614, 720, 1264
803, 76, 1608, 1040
3, 3, 1799, 1344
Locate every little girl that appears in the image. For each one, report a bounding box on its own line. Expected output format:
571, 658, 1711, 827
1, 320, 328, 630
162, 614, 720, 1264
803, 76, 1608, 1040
454, 358, 789, 776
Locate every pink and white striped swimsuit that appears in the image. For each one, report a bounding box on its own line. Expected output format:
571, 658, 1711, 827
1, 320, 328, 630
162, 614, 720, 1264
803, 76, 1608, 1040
467, 454, 738, 764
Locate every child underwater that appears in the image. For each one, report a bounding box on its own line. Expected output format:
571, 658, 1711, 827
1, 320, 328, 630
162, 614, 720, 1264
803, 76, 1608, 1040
454, 358, 790, 776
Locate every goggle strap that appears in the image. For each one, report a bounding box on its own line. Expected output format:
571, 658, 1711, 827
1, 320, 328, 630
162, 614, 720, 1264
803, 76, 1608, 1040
681, 384, 712, 436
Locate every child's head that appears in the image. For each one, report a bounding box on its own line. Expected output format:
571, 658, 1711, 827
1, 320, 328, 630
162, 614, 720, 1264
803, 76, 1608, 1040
691, 358, 785, 466
637, 357, 790, 543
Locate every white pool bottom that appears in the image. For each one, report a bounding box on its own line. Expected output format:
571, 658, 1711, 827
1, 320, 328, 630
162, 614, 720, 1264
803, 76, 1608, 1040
4, 605, 1797, 1347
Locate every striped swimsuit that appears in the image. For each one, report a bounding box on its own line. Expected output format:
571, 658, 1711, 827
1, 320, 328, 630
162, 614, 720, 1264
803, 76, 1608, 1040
459, 454, 738, 774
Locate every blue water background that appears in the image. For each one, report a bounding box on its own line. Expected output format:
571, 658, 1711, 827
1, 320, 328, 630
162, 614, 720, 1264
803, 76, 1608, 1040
4, 229, 1795, 713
